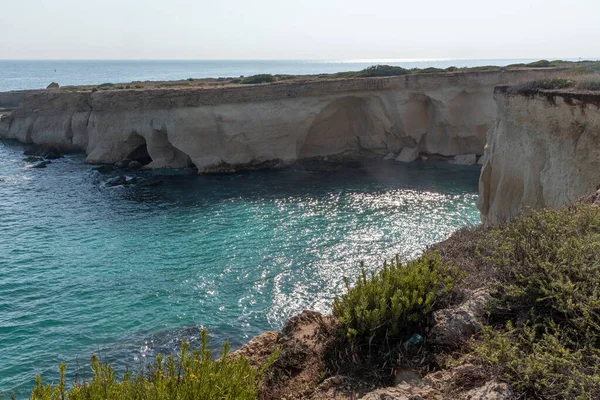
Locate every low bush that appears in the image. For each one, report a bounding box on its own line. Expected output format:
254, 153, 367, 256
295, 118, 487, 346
526, 59, 552, 68
570, 61, 600, 74
577, 79, 600, 91
514, 78, 575, 92
241, 74, 275, 84
468, 204, 600, 399
30, 330, 277, 400
355, 65, 409, 77
334, 251, 461, 343
411, 67, 445, 74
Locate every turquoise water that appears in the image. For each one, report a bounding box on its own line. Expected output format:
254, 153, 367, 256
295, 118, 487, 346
0, 140, 481, 395
0, 59, 558, 92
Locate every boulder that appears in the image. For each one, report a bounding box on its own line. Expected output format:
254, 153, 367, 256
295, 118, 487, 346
128, 160, 143, 170
44, 152, 62, 160
395, 148, 419, 163
450, 154, 477, 165
428, 289, 491, 348
106, 175, 137, 187
383, 152, 396, 160
138, 177, 164, 187
46, 82, 60, 89
24, 156, 43, 163
477, 154, 488, 165
31, 161, 51, 168
462, 381, 512, 400
93, 165, 115, 174
115, 159, 131, 169
24, 144, 61, 157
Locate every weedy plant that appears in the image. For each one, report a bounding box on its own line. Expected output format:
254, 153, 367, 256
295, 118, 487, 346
30, 329, 277, 400
331, 251, 462, 377
469, 204, 600, 399
333, 251, 460, 343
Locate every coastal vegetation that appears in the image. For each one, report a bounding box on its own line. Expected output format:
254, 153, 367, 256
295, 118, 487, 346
240, 74, 276, 84
29, 330, 277, 400
328, 202, 600, 398
466, 204, 600, 399
55, 59, 600, 92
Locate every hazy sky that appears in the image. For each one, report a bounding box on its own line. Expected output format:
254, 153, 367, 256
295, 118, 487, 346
1, 0, 598, 60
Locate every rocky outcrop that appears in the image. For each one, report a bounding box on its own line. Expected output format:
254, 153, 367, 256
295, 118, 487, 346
0, 69, 564, 173
478, 88, 600, 224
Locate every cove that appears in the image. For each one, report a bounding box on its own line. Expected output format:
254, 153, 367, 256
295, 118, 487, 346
0, 141, 480, 393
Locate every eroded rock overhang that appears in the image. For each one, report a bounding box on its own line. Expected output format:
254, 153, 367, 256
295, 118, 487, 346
0, 69, 568, 173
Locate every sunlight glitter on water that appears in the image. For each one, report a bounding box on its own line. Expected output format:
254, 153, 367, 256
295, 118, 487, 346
0, 140, 480, 394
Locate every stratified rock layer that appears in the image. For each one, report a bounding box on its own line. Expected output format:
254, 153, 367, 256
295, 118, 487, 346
0, 70, 562, 173
478, 88, 600, 224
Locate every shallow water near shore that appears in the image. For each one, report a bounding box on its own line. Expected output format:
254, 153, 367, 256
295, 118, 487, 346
0, 140, 480, 394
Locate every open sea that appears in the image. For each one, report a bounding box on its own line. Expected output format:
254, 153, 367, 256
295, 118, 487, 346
0, 58, 568, 92
0, 59, 492, 396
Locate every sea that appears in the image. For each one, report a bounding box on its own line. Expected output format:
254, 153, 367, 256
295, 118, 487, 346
0, 58, 570, 92
0, 59, 491, 396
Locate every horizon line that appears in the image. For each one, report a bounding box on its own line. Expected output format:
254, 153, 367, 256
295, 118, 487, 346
0, 57, 592, 62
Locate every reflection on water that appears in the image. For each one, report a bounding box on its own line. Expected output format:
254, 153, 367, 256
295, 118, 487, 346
0, 140, 481, 394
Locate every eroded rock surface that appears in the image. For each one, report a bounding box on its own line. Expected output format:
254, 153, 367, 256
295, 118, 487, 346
478, 89, 600, 224
429, 289, 491, 348
0, 70, 564, 173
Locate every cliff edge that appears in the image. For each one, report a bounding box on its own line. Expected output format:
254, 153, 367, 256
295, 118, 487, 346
0, 69, 564, 173
478, 86, 600, 224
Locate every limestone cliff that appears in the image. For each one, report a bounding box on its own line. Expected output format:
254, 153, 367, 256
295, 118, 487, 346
478, 88, 600, 224
0, 70, 563, 172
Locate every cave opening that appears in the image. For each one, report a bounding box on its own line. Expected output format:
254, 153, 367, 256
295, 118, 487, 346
124, 133, 153, 166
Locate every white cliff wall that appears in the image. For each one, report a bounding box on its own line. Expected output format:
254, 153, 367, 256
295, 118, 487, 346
478, 88, 600, 224
0, 70, 563, 172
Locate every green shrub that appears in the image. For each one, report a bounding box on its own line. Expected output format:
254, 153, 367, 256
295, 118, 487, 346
356, 65, 409, 77
91, 88, 98, 93
241, 74, 275, 84
474, 323, 600, 399
333, 251, 461, 343
578, 80, 600, 91
515, 78, 575, 92
30, 330, 277, 400
469, 204, 600, 399
526, 59, 552, 68
571, 62, 600, 74
411, 67, 445, 74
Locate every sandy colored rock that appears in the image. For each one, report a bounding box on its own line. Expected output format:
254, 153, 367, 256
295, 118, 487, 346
477, 153, 488, 165
0, 69, 567, 173
429, 289, 491, 348
478, 89, 600, 224
450, 154, 477, 165
395, 147, 420, 163
461, 381, 512, 400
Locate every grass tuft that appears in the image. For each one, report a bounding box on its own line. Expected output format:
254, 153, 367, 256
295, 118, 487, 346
30, 329, 277, 400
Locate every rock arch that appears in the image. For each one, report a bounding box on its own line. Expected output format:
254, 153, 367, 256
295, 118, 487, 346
298, 96, 392, 158
124, 132, 153, 166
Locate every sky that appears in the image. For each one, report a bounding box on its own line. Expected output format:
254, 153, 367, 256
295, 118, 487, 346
1, 0, 599, 60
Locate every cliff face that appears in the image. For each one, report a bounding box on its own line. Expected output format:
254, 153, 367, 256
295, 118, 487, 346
0, 70, 562, 172
478, 88, 600, 224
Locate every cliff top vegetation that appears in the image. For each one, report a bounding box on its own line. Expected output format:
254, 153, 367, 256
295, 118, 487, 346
45, 59, 599, 93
